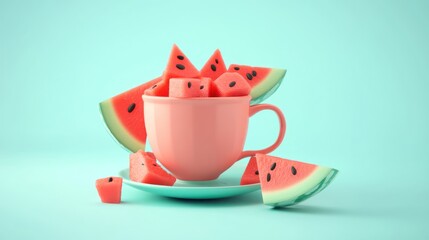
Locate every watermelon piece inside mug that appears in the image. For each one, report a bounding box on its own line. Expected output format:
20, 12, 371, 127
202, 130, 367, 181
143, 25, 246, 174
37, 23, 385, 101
163, 44, 200, 82
255, 153, 338, 207
228, 64, 286, 104
200, 49, 227, 80
212, 72, 251, 97
144, 80, 169, 96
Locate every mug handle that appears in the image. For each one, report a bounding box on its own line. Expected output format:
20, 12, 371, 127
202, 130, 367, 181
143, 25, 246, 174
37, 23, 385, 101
237, 104, 286, 160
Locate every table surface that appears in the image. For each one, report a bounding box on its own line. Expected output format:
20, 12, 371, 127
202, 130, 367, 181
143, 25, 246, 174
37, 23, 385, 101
1, 153, 428, 240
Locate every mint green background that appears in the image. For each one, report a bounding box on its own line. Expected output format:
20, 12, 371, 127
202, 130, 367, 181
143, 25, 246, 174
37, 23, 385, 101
1, 0, 428, 239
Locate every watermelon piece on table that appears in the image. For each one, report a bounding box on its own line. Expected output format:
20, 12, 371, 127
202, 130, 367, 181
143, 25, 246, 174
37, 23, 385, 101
240, 156, 260, 185
95, 177, 123, 204
129, 150, 176, 186
212, 72, 251, 97
200, 49, 227, 80
255, 153, 338, 207
99, 77, 161, 152
163, 44, 200, 83
228, 64, 286, 104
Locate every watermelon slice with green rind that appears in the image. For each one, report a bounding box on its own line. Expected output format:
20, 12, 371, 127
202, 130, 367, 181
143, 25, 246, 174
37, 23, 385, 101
99, 77, 161, 152
255, 153, 338, 207
228, 64, 286, 105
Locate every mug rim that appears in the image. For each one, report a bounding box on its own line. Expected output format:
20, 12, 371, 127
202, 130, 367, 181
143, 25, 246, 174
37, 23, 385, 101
143, 95, 251, 104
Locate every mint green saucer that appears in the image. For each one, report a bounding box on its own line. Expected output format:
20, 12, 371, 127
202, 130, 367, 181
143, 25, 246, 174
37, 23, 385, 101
118, 168, 260, 199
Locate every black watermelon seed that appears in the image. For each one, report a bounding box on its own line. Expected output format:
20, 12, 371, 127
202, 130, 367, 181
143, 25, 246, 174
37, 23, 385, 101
246, 73, 253, 80
215, 59, 219, 64
188, 81, 192, 88
234, 67, 240, 71
177, 55, 184, 60
108, 177, 113, 182
200, 85, 204, 90
270, 162, 277, 171
153, 164, 157, 167
229, 81, 236, 87
211, 64, 217, 71
255, 170, 259, 175
252, 70, 257, 77
127, 103, 136, 113
267, 173, 271, 182
291, 166, 297, 175
142, 163, 145, 166
176, 64, 185, 70
151, 84, 157, 89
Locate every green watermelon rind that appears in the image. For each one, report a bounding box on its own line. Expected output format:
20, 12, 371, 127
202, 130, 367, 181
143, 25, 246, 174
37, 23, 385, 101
250, 68, 286, 105
262, 167, 338, 207
99, 100, 145, 153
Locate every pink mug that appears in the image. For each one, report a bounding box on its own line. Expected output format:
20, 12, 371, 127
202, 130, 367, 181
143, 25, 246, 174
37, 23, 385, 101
143, 95, 286, 181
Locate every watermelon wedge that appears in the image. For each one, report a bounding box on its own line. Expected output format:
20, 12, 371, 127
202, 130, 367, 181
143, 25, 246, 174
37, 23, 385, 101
240, 156, 259, 185
99, 77, 161, 152
255, 153, 338, 207
228, 64, 286, 104
200, 49, 227, 80
163, 44, 200, 83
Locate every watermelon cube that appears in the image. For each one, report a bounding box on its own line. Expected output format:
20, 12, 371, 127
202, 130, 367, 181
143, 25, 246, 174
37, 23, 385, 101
169, 78, 203, 98
240, 156, 260, 185
199, 77, 212, 97
144, 80, 169, 96
212, 72, 251, 97
95, 177, 123, 204
129, 150, 176, 186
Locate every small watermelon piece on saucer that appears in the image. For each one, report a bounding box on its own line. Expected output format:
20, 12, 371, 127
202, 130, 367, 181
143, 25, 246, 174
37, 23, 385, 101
130, 151, 176, 186
200, 49, 227, 80
255, 153, 338, 207
240, 156, 260, 185
99, 77, 161, 152
228, 64, 286, 104
95, 177, 123, 204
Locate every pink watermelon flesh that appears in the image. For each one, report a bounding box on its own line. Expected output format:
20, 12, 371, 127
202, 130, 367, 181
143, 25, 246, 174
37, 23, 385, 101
212, 72, 251, 97
228, 64, 272, 88
144, 80, 169, 96
129, 150, 176, 186
163, 44, 200, 83
99, 77, 161, 153
240, 156, 259, 185
200, 49, 227, 80
96, 177, 123, 204
255, 153, 338, 207
227, 64, 287, 105
199, 77, 212, 97
169, 78, 203, 98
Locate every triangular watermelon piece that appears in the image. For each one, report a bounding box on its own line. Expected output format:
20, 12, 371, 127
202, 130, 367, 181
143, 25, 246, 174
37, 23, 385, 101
255, 153, 338, 207
228, 64, 286, 105
163, 44, 200, 81
99, 77, 161, 152
129, 151, 176, 186
200, 49, 227, 80
240, 156, 260, 185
